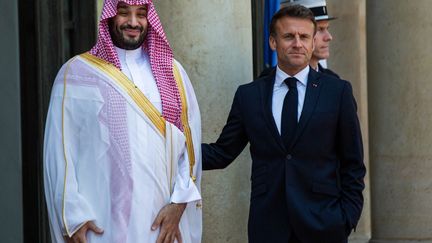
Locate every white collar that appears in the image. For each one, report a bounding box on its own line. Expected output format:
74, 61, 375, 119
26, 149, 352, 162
275, 65, 310, 87
115, 46, 145, 63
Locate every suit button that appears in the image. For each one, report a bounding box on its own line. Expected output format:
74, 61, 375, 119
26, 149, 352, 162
286, 154, 292, 160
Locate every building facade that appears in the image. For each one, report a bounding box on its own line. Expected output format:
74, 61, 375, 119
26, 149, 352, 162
2, 0, 432, 242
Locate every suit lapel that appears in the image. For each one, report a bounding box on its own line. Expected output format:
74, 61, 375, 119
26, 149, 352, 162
259, 70, 286, 152
290, 68, 322, 149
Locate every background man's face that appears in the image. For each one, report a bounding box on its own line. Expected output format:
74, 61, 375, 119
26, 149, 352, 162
312, 20, 332, 61
270, 16, 315, 74
110, 2, 148, 50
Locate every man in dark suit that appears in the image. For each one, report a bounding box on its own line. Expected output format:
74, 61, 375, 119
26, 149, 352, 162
202, 4, 365, 243
260, 0, 340, 79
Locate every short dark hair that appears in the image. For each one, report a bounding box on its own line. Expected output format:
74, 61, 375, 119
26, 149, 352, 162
269, 4, 317, 36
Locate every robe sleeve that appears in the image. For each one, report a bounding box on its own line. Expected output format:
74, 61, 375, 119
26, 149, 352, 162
44, 81, 98, 237
169, 60, 202, 204
170, 150, 201, 203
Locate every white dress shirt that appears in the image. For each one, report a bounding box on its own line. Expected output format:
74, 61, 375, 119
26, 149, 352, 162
115, 46, 162, 113
272, 65, 310, 134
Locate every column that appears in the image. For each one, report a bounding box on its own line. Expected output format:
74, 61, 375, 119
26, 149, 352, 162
154, 1, 253, 242
327, 0, 371, 242
367, 0, 432, 242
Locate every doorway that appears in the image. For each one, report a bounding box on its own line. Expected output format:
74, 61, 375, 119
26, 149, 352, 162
19, 0, 96, 241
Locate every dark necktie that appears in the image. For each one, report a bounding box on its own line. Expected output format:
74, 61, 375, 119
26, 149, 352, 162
281, 77, 298, 150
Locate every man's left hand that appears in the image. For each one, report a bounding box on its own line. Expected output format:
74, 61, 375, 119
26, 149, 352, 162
151, 202, 187, 243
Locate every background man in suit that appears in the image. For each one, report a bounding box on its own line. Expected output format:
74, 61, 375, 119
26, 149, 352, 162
299, 0, 340, 78
202, 4, 365, 243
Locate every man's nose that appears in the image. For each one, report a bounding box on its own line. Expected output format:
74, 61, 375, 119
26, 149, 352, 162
293, 36, 302, 47
325, 31, 333, 41
128, 15, 139, 27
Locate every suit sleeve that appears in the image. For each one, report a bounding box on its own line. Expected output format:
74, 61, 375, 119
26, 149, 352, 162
202, 87, 249, 170
337, 82, 366, 230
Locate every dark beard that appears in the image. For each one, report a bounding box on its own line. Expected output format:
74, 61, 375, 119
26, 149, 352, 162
109, 20, 146, 50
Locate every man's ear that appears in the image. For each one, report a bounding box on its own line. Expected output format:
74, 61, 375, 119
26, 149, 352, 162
269, 35, 276, 51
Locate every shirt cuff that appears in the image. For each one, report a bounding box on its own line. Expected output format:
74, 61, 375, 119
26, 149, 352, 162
170, 177, 201, 203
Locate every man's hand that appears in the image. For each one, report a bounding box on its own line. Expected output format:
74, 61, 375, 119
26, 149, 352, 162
65, 221, 103, 243
151, 203, 187, 243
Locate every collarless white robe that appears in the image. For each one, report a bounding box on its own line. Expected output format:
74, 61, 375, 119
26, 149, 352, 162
44, 53, 203, 243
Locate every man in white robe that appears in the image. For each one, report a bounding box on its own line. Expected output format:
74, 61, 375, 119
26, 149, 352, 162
43, 1, 203, 242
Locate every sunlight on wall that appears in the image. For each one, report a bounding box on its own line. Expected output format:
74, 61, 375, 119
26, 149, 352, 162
97, 0, 103, 23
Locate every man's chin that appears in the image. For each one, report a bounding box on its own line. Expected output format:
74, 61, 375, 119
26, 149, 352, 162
118, 41, 143, 50
287, 61, 308, 69
120, 37, 145, 49
313, 51, 329, 60
123, 35, 140, 43
287, 56, 307, 64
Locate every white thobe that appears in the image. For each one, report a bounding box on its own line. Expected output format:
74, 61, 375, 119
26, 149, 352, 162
44, 49, 202, 243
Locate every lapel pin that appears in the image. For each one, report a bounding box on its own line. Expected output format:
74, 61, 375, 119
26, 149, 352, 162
312, 83, 318, 88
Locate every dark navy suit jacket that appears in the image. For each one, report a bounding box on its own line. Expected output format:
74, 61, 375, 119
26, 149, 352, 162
202, 68, 365, 243
318, 63, 340, 79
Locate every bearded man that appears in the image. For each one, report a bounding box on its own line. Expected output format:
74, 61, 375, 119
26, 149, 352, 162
43, 1, 202, 242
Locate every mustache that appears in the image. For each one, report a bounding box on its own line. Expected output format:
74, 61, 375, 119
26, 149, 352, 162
120, 25, 144, 32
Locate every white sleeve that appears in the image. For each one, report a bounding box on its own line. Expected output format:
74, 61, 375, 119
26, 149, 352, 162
170, 150, 201, 203
169, 60, 202, 204
43, 83, 97, 237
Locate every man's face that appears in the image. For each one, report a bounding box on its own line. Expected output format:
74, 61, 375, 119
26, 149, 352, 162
269, 17, 315, 74
109, 2, 148, 50
312, 20, 333, 61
